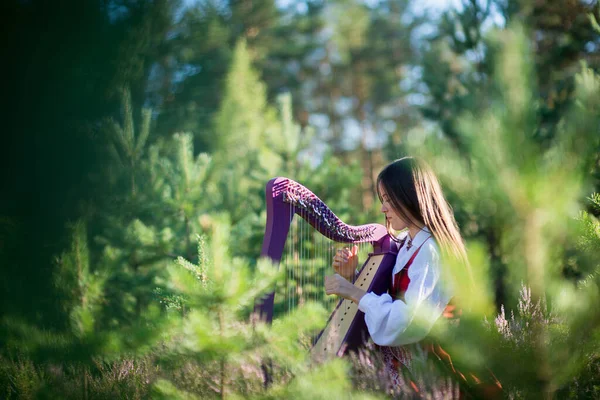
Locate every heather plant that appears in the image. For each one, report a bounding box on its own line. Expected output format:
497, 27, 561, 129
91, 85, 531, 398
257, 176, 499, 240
0, 355, 157, 400
490, 285, 555, 347
346, 341, 462, 399
486, 282, 600, 398
0, 357, 43, 400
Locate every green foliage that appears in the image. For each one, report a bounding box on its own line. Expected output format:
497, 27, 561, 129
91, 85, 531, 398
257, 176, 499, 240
420, 0, 600, 152
104, 86, 152, 196
485, 283, 600, 398
2, 0, 171, 326
408, 24, 600, 397
0, 357, 45, 400
153, 219, 364, 399
269, 359, 379, 400
0, 356, 157, 400
418, 0, 493, 153
327, 0, 371, 63
152, 378, 200, 400
578, 194, 600, 250
591, 2, 600, 33
54, 221, 106, 338
5, 1, 600, 398
96, 89, 220, 326
213, 40, 277, 160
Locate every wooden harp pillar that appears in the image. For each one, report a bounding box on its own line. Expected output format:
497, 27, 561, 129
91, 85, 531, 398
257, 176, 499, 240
256, 177, 399, 358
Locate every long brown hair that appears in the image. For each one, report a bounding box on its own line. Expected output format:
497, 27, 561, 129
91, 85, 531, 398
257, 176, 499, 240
376, 157, 471, 277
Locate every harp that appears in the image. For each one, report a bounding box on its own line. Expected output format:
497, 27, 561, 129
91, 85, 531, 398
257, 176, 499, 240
257, 177, 399, 358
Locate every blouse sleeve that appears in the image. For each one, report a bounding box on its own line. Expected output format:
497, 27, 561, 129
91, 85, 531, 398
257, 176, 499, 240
357, 242, 452, 346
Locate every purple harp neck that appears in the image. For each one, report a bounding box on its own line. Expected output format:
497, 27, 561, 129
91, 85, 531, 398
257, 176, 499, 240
257, 177, 398, 353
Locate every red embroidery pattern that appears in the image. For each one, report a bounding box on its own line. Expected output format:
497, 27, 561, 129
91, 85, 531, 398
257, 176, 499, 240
391, 236, 431, 301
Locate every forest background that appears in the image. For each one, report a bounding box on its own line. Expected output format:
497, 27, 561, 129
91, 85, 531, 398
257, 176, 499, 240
2, 0, 600, 398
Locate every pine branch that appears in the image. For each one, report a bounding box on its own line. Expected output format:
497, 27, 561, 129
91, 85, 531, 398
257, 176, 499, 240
589, 3, 600, 33
108, 119, 129, 161
589, 193, 600, 214
122, 87, 135, 154
135, 108, 152, 157
176, 256, 204, 282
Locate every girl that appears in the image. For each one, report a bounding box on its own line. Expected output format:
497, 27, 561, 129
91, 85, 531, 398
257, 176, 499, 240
324, 156, 469, 387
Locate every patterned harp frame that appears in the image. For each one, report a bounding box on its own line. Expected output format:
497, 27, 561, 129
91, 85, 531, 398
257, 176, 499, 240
257, 177, 399, 358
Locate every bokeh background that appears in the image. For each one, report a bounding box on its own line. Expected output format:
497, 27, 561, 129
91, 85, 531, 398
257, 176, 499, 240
2, 0, 600, 398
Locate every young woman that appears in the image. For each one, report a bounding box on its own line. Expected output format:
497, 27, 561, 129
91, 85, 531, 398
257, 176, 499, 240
324, 156, 470, 386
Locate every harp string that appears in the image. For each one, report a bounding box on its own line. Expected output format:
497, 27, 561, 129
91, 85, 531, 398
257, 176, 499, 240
294, 209, 298, 310
279, 206, 341, 315
288, 201, 293, 313
279, 201, 374, 317
298, 207, 303, 308
297, 209, 301, 309
316, 217, 321, 305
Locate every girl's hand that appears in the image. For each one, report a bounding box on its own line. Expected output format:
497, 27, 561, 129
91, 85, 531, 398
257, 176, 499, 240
325, 274, 366, 304
332, 245, 359, 281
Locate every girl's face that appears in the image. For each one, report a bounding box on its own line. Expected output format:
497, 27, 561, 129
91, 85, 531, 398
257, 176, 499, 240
379, 184, 410, 231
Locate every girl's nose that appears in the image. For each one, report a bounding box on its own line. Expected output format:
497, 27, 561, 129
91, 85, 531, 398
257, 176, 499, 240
380, 203, 387, 213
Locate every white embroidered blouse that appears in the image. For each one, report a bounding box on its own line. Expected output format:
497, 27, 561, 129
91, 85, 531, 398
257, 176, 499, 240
357, 227, 453, 346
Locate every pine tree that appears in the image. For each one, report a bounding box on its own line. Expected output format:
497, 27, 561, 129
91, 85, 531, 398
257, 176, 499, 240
213, 39, 278, 165
259, 0, 327, 126
154, 1, 234, 146
54, 221, 106, 338
151, 218, 384, 399
419, 0, 496, 154
98, 87, 162, 321
408, 25, 600, 398
154, 0, 280, 149
105, 87, 152, 197
96, 89, 216, 325
1, 0, 173, 326
152, 218, 323, 398
211, 38, 282, 225
419, 0, 600, 151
